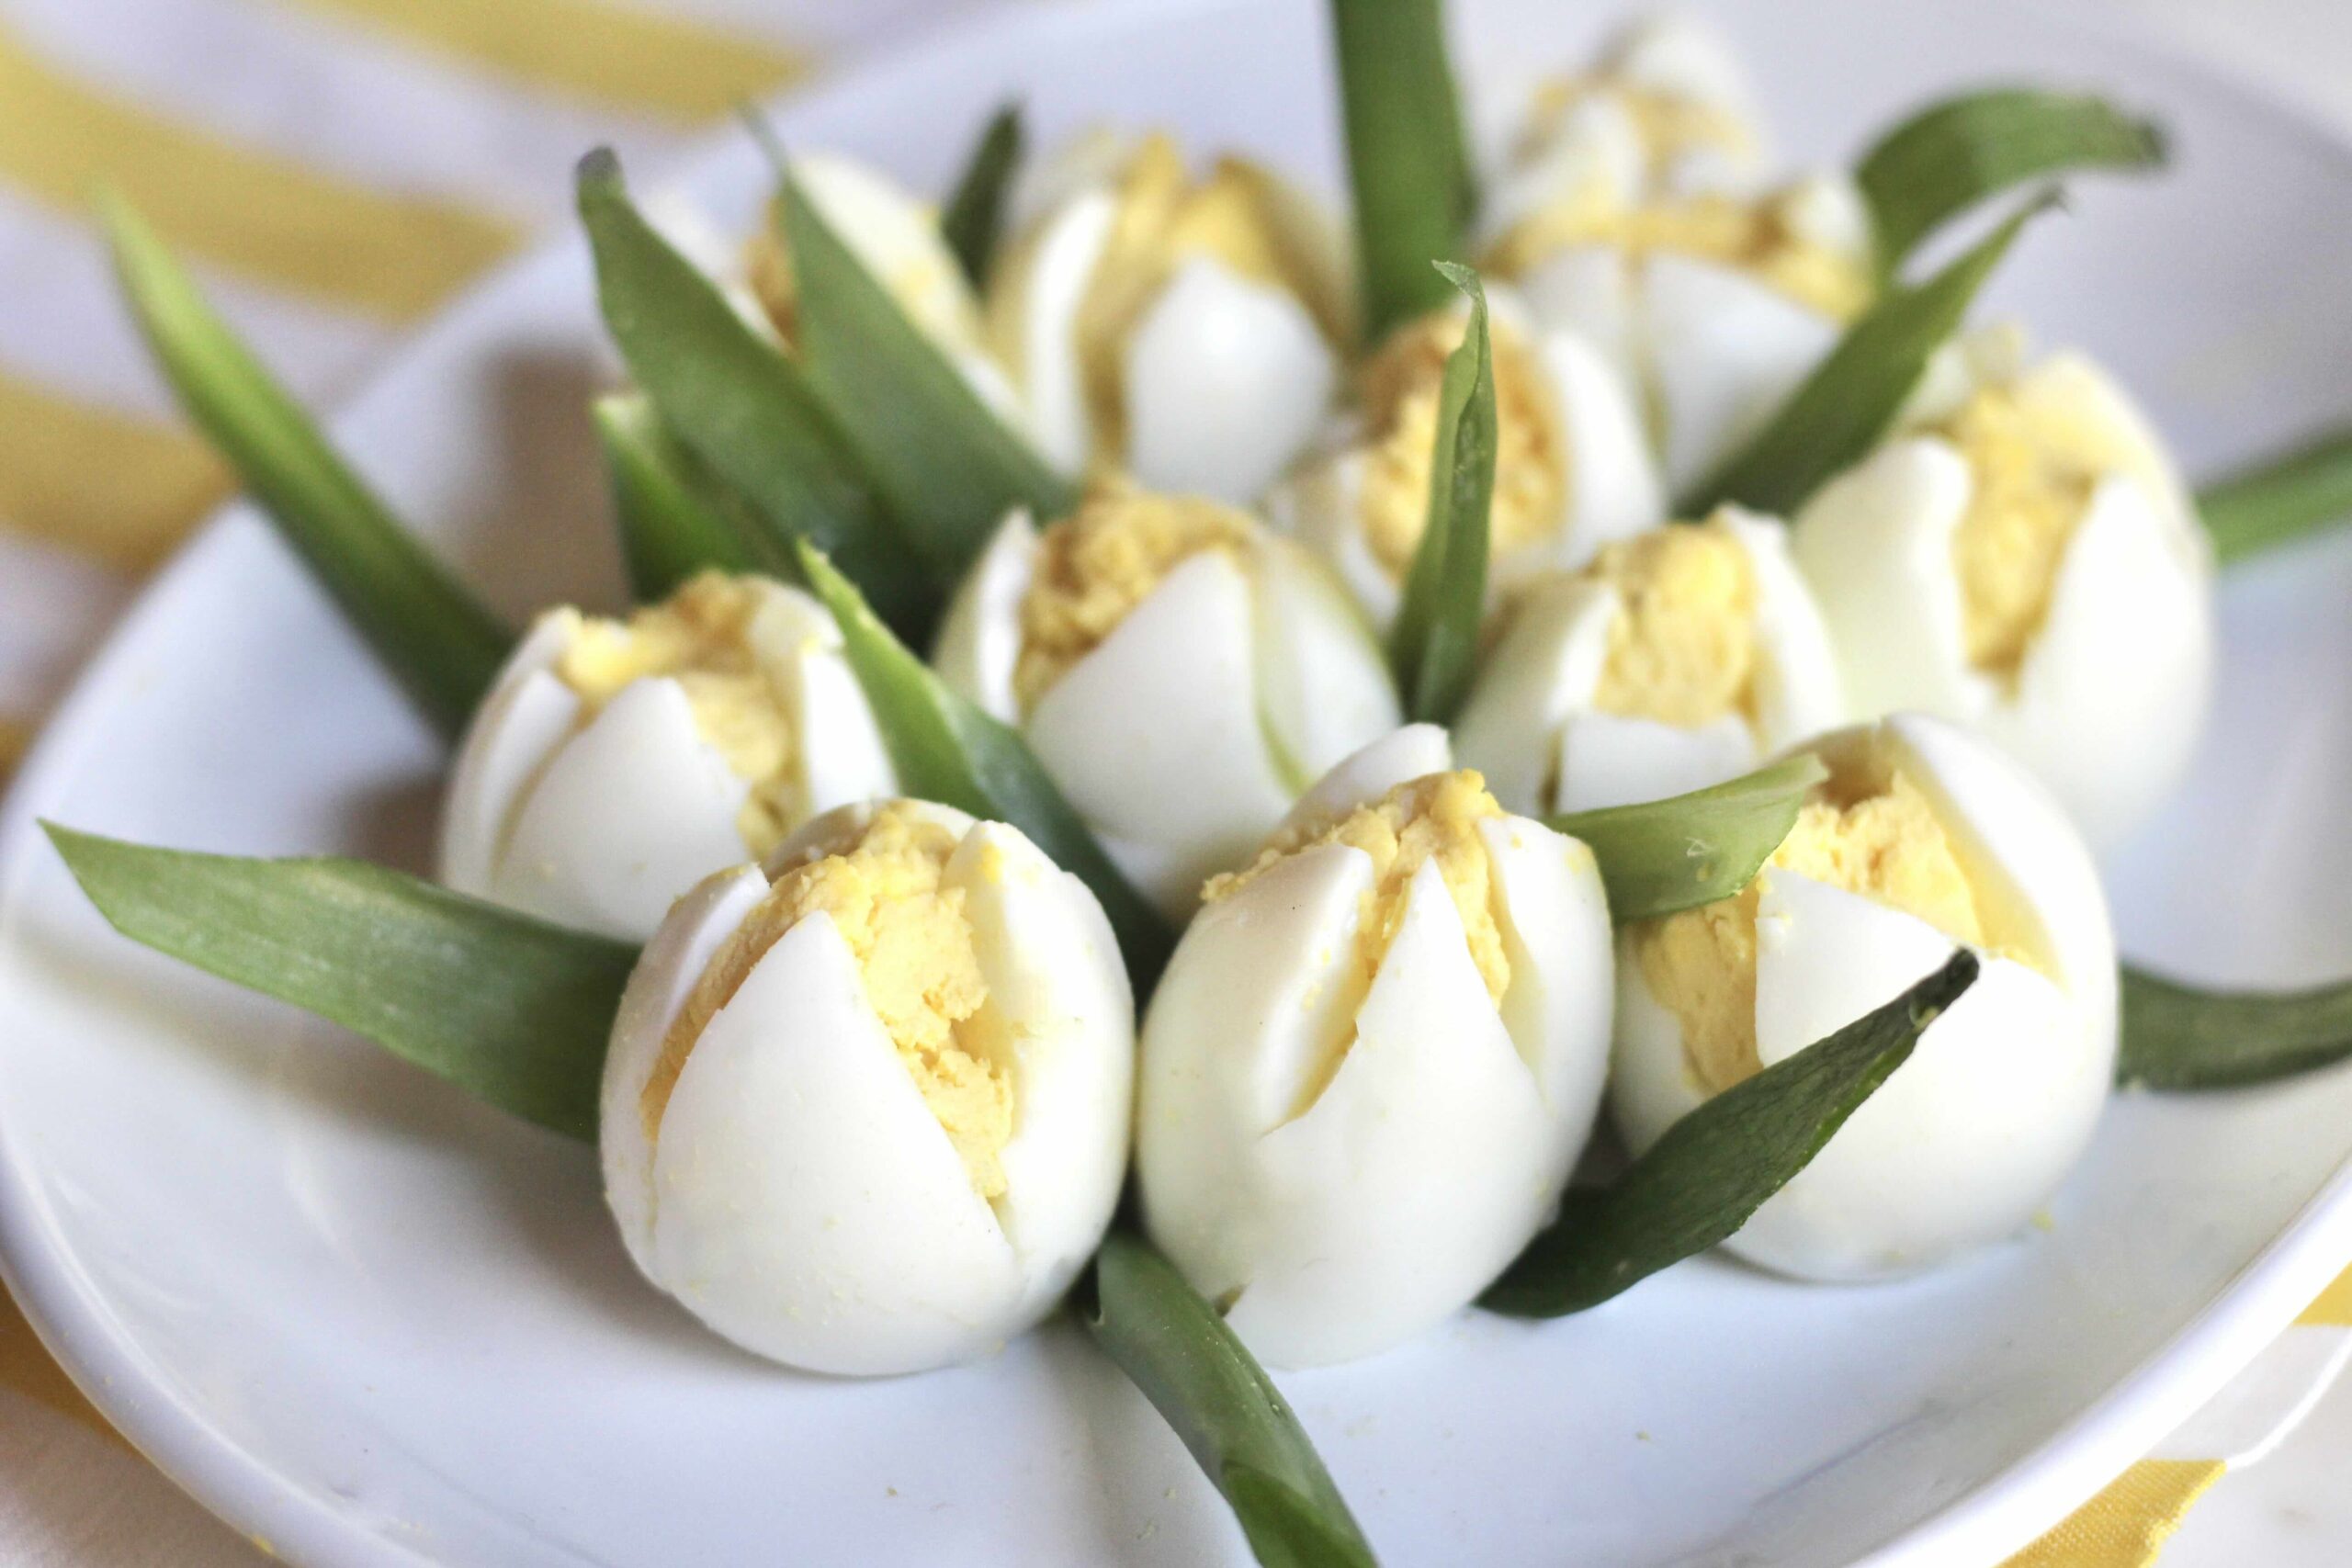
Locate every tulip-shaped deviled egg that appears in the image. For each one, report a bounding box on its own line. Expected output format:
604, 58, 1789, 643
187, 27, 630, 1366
602, 799, 1135, 1374
987, 130, 1354, 502
1790, 329, 2215, 845
1481, 22, 1871, 495
442, 572, 895, 942
933, 482, 1399, 919
1267, 288, 1664, 631
1613, 715, 2119, 1280
1136, 726, 1614, 1367
1453, 511, 1845, 814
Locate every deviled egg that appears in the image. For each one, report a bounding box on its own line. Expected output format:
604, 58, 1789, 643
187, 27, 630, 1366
602, 798, 1134, 1375
1611, 714, 2119, 1280
1136, 726, 1614, 1367
1482, 21, 1871, 494
441, 571, 894, 942
1790, 327, 2215, 845
986, 129, 1355, 502
1268, 287, 1664, 631
932, 480, 1399, 919
1453, 510, 1845, 814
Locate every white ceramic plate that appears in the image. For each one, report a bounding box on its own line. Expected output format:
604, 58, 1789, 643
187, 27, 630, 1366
6, 0, 2352, 1562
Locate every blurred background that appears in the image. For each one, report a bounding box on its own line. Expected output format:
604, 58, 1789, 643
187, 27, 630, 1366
0, 0, 2346, 1562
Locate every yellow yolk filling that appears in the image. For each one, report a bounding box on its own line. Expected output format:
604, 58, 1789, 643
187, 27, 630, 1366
1518, 74, 1758, 189
641, 805, 1011, 1197
1355, 309, 1569, 580
555, 572, 806, 856
1588, 522, 1760, 730
1207, 770, 1512, 1005
1487, 186, 1872, 322
1634, 766, 1989, 1094
1013, 484, 1257, 707
1933, 385, 2106, 681
993, 134, 1348, 462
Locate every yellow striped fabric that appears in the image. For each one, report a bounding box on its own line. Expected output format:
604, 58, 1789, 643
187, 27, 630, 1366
0, 369, 229, 571
287, 0, 810, 120
2002, 1460, 2228, 1568
2300, 1266, 2352, 1327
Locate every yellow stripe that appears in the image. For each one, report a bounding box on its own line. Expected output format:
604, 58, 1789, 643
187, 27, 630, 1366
2000, 1459, 2225, 1568
0, 717, 29, 783
0, 372, 229, 571
285, 0, 809, 122
0, 1286, 124, 1449
2299, 1265, 2352, 1326
0, 20, 520, 319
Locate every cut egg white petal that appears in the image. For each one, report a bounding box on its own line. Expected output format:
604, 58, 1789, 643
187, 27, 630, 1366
1555, 709, 1758, 812
1645, 253, 1843, 496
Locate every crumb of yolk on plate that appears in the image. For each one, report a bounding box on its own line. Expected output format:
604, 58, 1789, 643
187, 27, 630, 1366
1355, 308, 1568, 580
1013, 483, 1257, 707
1588, 520, 1760, 730
1935, 383, 2114, 682
556, 572, 809, 858
641, 804, 1012, 1199
1634, 763, 1995, 1095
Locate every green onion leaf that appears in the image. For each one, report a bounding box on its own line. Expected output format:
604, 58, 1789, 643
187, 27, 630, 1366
1088, 1230, 1377, 1568
941, 103, 1024, 290
44, 824, 634, 1140
574, 149, 934, 635
594, 392, 786, 601
1388, 263, 1494, 725
766, 131, 1078, 581
1857, 88, 2165, 278
2197, 427, 2352, 565
102, 193, 513, 740
1484, 950, 1978, 1317
1681, 191, 2056, 519
793, 540, 1176, 992
2118, 964, 2352, 1089
1550, 753, 1826, 922
1329, 0, 1476, 344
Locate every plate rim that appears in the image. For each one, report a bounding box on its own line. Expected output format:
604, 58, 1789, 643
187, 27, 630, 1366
2, 2, 2350, 1563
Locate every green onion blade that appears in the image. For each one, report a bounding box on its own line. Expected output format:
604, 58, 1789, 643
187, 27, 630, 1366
941, 103, 1024, 290
1088, 1230, 1377, 1568
1329, 0, 1476, 343
44, 824, 634, 1140
1550, 753, 1826, 922
1484, 949, 1978, 1317
102, 193, 513, 740
1857, 87, 2165, 277
2119, 964, 2352, 1089
2197, 427, 2352, 565
594, 391, 788, 600
1682, 191, 2057, 518
769, 133, 1077, 581
574, 149, 933, 634
1388, 262, 1495, 725
794, 540, 1175, 992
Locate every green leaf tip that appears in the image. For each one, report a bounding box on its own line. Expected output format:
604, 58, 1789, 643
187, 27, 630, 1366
1552, 752, 1828, 922
1087, 1230, 1377, 1568
792, 540, 1175, 994
1484, 948, 1978, 1317
941, 103, 1025, 290
2119, 963, 2352, 1089
1388, 262, 1495, 727
1858, 87, 2165, 276
1683, 189, 2059, 518
44, 823, 637, 1140
102, 193, 513, 739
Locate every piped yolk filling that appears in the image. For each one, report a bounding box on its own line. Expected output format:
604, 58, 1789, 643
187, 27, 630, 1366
1354, 309, 1569, 580
1487, 186, 1872, 321
1588, 522, 1761, 731
1209, 770, 1512, 1004
555, 572, 807, 857
1013, 483, 1257, 708
641, 804, 1012, 1198
1934, 385, 2107, 682
1635, 761, 2001, 1095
